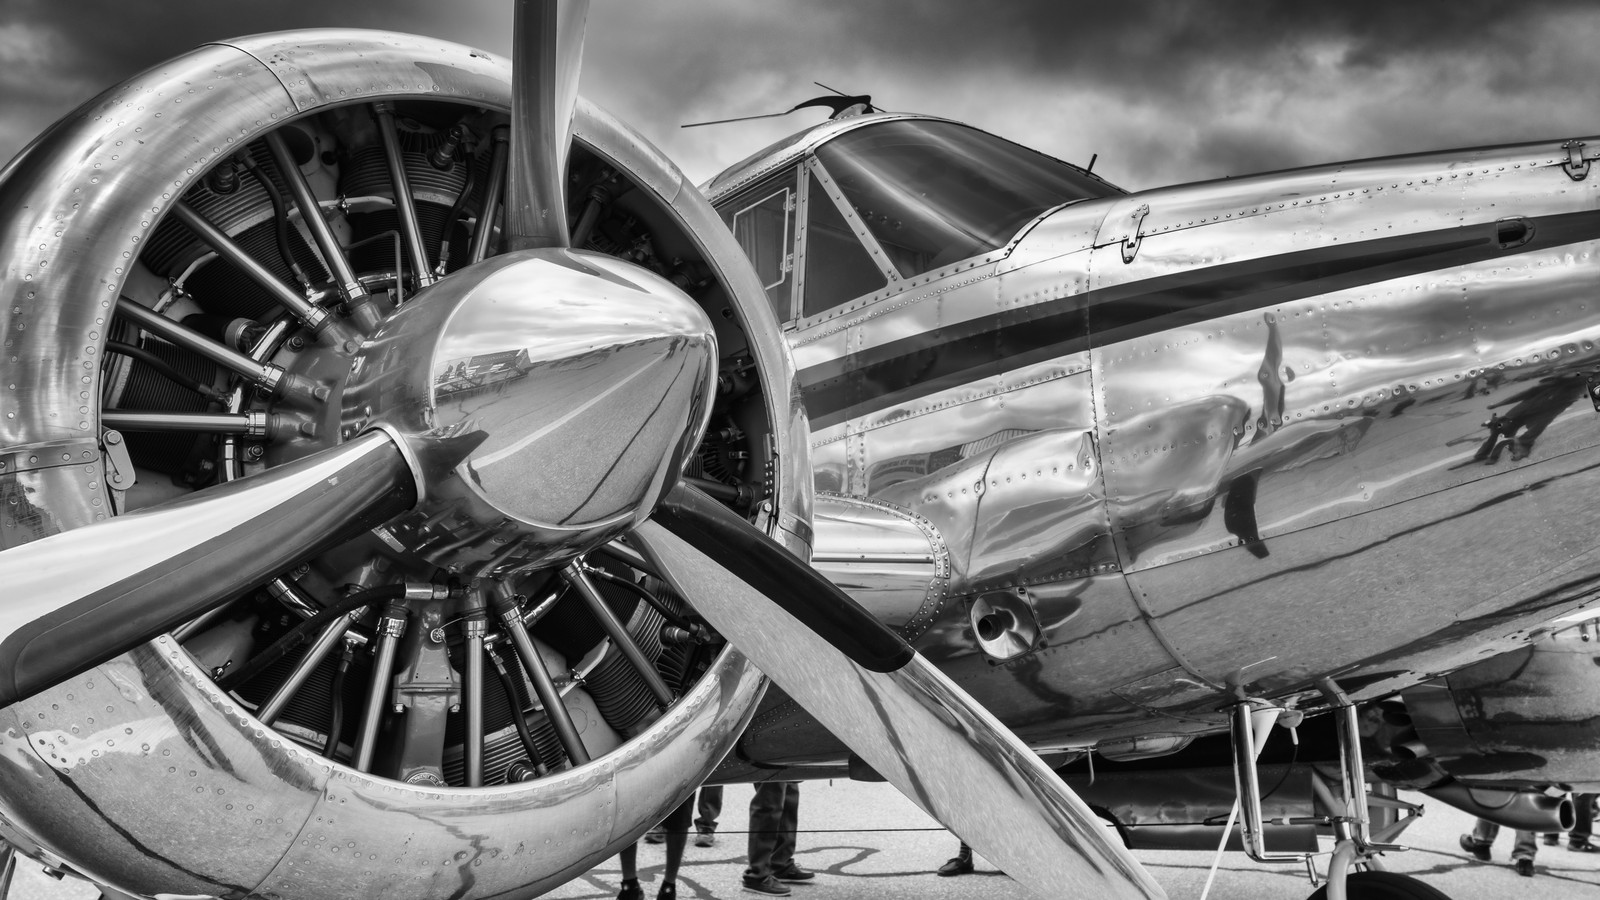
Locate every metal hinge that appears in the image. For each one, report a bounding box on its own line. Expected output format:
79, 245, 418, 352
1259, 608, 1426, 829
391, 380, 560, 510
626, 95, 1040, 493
1562, 139, 1597, 181
103, 430, 136, 515
1122, 204, 1150, 264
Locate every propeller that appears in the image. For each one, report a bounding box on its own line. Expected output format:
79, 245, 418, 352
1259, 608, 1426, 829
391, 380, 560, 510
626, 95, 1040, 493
506, 0, 586, 250
643, 489, 1164, 900
0, 3, 1165, 898
0, 431, 415, 703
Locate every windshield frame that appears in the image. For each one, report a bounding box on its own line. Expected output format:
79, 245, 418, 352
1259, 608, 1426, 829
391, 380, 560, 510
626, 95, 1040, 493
810, 119, 1121, 284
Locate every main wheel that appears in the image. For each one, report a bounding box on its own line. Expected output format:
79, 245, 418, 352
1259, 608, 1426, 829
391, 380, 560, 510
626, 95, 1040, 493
1307, 870, 1454, 900
0, 29, 804, 900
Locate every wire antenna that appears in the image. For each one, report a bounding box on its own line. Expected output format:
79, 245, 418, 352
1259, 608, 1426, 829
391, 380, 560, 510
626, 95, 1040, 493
682, 93, 877, 129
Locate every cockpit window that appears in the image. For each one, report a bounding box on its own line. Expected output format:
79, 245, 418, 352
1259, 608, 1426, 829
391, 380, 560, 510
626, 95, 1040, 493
814, 120, 1117, 278
802, 170, 888, 317
730, 187, 794, 320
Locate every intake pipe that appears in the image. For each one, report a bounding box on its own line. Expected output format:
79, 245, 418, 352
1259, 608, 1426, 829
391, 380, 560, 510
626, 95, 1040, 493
1422, 782, 1574, 832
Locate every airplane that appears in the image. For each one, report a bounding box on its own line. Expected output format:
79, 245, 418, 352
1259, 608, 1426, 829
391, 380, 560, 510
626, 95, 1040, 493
0, 2, 1598, 900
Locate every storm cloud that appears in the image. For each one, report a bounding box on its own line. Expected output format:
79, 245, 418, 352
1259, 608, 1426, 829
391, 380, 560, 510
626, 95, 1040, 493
3, 0, 1598, 189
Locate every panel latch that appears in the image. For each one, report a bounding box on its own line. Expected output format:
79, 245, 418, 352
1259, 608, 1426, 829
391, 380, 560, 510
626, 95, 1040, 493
1121, 204, 1150, 264
1563, 139, 1592, 181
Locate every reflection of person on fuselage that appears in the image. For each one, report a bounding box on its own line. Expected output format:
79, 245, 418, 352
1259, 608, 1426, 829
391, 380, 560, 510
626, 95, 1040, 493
1474, 374, 1586, 463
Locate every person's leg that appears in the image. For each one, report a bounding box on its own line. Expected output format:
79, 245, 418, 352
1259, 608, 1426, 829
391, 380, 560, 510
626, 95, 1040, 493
772, 784, 799, 870
1472, 818, 1499, 844
770, 784, 813, 882
1460, 817, 1497, 860
657, 796, 694, 898
1571, 793, 1596, 848
938, 841, 973, 876
1513, 830, 1538, 876
696, 785, 723, 831
745, 782, 786, 882
618, 843, 641, 900
695, 785, 723, 846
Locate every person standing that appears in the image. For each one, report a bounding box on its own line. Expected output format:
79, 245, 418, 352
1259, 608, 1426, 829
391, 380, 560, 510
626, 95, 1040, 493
618, 796, 694, 900
1460, 818, 1538, 877
1542, 792, 1598, 852
694, 785, 723, 847
743, 782, 813, 895
1572, 792, 1599, 852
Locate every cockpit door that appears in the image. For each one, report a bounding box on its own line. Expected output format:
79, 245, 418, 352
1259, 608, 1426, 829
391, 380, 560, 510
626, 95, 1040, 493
721, 167, 800, 324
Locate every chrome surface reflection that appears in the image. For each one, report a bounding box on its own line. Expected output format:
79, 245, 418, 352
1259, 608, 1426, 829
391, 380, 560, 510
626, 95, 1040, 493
1405, 620, 1600, 790
345, 248, 716, 568
0, 628, 764, 900
809, 493, 949, 635
715, 113, 1600, 761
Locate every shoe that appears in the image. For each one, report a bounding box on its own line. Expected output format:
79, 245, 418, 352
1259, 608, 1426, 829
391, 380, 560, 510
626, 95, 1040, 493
656, 882, 676, 900
1515, 858, 1534, 877
937, 855, 974, 876
1459, 834, 1491, 861
741, 875, 791, 896
773, 862, 814, 883
617, 879, 643, 900
643, 827, 665, 844
1570, 840, 1600, 852
694, 829, 715, 848
1542, 834, 1560, 846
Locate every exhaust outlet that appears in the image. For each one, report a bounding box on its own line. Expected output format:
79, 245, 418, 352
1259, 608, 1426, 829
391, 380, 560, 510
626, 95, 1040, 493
1422, 782, 1574, 832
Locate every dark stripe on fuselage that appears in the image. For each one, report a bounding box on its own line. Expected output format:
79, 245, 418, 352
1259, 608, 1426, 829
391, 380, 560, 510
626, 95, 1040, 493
799, 209, 1600, 430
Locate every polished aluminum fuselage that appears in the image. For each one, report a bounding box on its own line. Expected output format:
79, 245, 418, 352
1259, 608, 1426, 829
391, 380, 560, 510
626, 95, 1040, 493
716, 118, 1600, 772
1405, 619, 1600, 789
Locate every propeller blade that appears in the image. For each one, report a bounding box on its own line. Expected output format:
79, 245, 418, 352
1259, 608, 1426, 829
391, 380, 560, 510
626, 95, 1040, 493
634, 503, 1166, 900
0, 430, 415, 705
506, 0, 589, 250
652, 483, 912, 672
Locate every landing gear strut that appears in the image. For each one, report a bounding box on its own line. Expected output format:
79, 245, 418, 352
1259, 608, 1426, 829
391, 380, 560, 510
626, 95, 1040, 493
1229, 680, 1449, 900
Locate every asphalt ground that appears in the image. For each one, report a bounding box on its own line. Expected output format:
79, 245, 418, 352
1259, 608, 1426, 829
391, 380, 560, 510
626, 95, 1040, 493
11, 780, 1597, 900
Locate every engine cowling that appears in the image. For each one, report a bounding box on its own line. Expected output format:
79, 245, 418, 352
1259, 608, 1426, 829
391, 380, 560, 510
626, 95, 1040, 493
0, 29, 807, 900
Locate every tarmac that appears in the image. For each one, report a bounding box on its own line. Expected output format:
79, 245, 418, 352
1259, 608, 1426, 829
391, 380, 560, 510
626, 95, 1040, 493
9, 779, 1599, 900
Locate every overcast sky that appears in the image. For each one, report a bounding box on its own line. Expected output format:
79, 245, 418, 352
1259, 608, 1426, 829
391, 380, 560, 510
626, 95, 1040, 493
3, 1, 1600, 191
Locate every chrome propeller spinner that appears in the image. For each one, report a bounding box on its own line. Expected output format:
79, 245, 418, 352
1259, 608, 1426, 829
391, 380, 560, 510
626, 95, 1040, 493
347, 248, 716, 569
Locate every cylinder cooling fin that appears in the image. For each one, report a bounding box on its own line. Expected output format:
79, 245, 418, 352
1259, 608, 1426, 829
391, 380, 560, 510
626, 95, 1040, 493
0, 29, 807, 900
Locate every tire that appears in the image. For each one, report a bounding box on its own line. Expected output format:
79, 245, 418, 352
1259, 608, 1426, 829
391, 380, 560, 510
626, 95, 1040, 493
1306, 870, 1454, 900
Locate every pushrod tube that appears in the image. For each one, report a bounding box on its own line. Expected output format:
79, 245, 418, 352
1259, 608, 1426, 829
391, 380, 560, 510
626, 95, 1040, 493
100, 410, 266, 436
563, 563, 673, 707
352, 604, 408, 772
494, 595, 589, 766
263, 131, 367, 303
462, 608, 488, 787
256, 613, 358, 725
115, 298, 297, 399
469, 127, 510, 264
170, 202, 356, 347
372, 103, 437, 290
